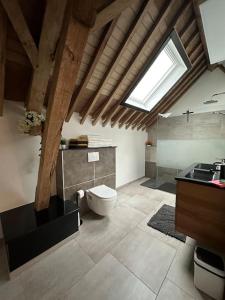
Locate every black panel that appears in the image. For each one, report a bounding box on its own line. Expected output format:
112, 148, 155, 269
0, 196, 79, 272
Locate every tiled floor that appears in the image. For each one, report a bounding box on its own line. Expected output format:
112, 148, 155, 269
0, 178, 214, 300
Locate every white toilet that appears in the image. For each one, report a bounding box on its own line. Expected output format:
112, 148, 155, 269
86, 185, 117, 216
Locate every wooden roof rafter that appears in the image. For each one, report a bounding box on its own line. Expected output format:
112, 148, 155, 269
111, 106, 128, 128
27, 0, 68, 112
0, 4, 6, 116
1, 0, 38, 68
78, 0, 153, 125
91, 0, 192, 127
116, 10, 198, 129
66, 18, 118, 121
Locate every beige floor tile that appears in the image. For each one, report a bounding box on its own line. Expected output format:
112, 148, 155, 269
126, 194, 162, 214
19, 239, 94, 300
108, 202, 146, 231
66, 254, 156, 300
0, 243, 25, 300
111, 228, 176, 294
77, 212, 128, 263
167, 244, 211, 300
156, 279, 194, 300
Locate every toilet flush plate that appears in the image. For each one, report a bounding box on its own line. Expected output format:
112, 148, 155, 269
88, 152, 99, 162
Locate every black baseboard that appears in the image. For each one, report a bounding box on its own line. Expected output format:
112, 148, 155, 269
0, 196, 79, 272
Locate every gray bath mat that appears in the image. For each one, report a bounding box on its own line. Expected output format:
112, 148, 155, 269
157, 182, 176, 194
147, 204, 186, 242
141, 179, 163, 189
141, 180, 176, 194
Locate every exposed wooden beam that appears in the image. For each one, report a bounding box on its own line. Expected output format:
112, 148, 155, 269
27, 0, 67, 113
80, 0, 153, 124
119, 110, 136, 128
124, 111, 139, 129
35, 0, 95, 211
145, 65, 207, 129
102, 103, 120, 126
1, 0, 38, 68
0, 4, 6, 116
183, 29, 199, 49
180, 17, 196, 38
92, 0, 131, 32
141, 61, 206, 129
111, 107, 127, 128
131, 113, 146, 129
192, 0, 210, 65
92, 0, 191, 126
66, 18, 117, 121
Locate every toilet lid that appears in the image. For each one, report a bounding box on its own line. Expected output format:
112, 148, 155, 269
88, 185, 117, 199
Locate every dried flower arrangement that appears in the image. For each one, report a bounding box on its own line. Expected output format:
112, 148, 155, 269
18, 111, 45, 136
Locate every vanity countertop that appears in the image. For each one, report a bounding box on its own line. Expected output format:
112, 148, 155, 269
175, 163, 224, 189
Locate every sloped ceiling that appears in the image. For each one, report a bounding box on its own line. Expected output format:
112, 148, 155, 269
4, 0, 209, 130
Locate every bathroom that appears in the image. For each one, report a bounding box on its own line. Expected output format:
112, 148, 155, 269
1, 0, 225, 299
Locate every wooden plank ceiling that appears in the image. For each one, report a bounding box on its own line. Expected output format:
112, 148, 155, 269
2, 0, 208, 130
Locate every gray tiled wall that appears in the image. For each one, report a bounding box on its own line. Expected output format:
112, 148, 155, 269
56, 148, 116, 215
146, 112, 225, 179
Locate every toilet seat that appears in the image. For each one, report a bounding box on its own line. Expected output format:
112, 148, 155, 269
88, 185, 117, 199
86, 185, 117, 216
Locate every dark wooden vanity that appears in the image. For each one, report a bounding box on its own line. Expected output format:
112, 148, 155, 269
176, 163, 225, 252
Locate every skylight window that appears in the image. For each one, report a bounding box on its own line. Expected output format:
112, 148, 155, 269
122, 30, 191, 112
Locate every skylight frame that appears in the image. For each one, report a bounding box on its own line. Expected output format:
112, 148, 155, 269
121, 30, 192, 113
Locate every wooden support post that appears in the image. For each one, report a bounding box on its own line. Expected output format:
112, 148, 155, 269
35, 0, 95, 211
27, 0, 67, 112
0, 4, 6, 116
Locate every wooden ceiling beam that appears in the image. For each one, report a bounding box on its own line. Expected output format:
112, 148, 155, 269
119, 110, 136, 128
91, 0, 191, 126
0, 4, 6, 116
80, 0, 153, 124
131, 113, 146, 129
180, 17, 196, 38
125, 111, 140, 129
27, 0, 67, 113
66, 18, 117, 121
111, 107, 127, 128
145, 65, 207, 130
102, 11, 197, 130
141, 61, 206, 130
92, 0, 131, 32
35, 0, 96, 211
102, 103, 120, 127
1, 0, 38, 68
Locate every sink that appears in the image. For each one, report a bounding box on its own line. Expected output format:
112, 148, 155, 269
185, 169, 214, 181
194, 163, 216, 171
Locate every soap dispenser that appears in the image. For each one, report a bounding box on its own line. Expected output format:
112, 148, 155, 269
220, 159, 225, 180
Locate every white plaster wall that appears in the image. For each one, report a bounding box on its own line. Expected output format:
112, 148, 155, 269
0, 101, 146, 213
62, 113, 147, 187
0, 101, 41, 212
168, 68, 225, 116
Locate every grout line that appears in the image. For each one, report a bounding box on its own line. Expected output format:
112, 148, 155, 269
64, 173, 116, 190
111, 254, 157, 296
166, 278, 196, 299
